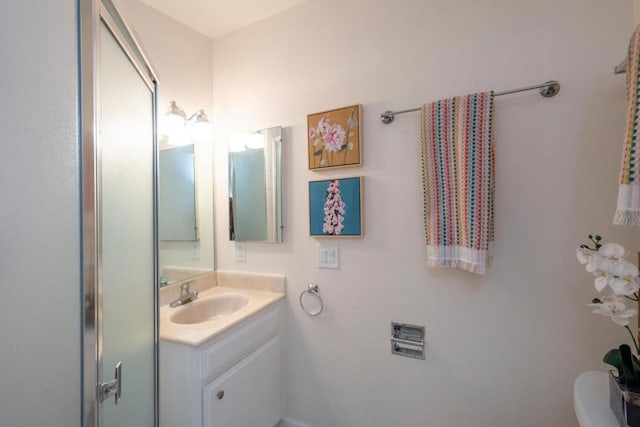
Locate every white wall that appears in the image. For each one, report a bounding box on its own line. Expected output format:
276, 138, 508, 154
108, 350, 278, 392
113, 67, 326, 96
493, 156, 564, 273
0, 1, 80, 426
115, 0, 215, 276
211, 0, 640, 426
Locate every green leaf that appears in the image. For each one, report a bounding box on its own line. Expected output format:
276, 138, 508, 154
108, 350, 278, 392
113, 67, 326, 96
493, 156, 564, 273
592, 298, 602, 304
313, 149, 323, 156
313, 138, 322, 146
604, 348, 622, 372
619, 345, 640, 387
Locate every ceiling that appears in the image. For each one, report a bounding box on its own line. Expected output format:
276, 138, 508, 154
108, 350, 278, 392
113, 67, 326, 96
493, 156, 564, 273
139, 0, 310, 39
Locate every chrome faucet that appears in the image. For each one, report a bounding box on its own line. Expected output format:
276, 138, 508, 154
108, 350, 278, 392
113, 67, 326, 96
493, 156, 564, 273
169, 281, 198, 308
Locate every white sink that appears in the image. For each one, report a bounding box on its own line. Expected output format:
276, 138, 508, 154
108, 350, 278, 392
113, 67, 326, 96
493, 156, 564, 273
160, 284, 285, 346
170, 293, 250, 325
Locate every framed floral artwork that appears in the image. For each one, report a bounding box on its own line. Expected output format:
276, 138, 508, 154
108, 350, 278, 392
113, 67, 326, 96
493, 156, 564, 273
309, 177, 363, 237
307, 104, 361, 170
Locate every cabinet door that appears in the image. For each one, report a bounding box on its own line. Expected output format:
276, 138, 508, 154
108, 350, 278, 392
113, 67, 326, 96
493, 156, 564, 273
203, 336, 282, 427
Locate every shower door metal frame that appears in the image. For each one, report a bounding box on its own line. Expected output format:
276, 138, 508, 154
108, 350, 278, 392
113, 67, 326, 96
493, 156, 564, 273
79, 0, 159, 426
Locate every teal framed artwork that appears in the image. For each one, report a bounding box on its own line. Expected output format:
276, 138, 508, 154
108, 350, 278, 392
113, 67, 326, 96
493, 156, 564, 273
309, 177, 363, 237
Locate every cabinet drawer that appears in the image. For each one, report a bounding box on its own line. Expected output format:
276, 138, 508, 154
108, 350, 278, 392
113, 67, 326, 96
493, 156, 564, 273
203, 336, 282, 427
200, 304, 281, 381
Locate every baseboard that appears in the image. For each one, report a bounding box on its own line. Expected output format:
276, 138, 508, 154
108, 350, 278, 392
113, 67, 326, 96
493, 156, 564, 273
277, 416, 315, 427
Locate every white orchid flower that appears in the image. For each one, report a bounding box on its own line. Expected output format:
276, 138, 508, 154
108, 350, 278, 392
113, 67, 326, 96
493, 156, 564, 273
576, 252, 613, 292
588, 297, 637, 326
594, 273, 612, 293
585, 252, 603, 273
610, 276, 640, 296
599, 242, 626, 259
607, 258, 640, 278
577, 247, 594, 264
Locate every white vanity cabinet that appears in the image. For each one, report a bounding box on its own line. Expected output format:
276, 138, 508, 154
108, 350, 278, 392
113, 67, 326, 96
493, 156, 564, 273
203, 336, 281, 426
160, 303, 283, 427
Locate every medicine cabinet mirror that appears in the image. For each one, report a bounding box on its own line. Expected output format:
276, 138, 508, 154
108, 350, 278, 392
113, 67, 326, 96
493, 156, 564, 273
159, 139, 214, 286
159, 144, 197, 241
228, 126, 283, 242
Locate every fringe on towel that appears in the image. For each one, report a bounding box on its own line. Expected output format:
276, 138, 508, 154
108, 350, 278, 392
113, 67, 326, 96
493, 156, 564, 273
614, 25, 640, 226
614, 211, 640, 226
420, 92, 495, 275
426, 244, 494, 275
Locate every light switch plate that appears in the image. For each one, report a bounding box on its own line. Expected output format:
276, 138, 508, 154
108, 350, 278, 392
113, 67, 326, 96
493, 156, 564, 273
317, 244, 339, 269
235, 242, 246, 262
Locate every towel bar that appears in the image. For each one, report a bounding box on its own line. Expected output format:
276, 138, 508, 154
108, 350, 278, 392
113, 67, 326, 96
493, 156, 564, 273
380, 80, 560, 124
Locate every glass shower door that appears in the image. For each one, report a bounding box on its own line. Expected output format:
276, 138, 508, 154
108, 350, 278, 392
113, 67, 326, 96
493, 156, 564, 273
98, 19, 156, 427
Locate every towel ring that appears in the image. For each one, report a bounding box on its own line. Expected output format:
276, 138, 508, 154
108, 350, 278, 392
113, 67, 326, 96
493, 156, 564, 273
299, 283, 323, 316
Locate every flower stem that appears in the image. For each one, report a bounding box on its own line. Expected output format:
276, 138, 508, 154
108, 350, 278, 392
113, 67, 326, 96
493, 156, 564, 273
625, 325, 640, 354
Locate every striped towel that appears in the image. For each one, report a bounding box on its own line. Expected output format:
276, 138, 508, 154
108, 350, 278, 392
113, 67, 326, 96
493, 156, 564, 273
614, 24, 640, 226
420, 92, 495, 275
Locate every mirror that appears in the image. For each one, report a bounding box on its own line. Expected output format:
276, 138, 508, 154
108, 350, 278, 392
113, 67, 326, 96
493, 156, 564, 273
159, 138, 214, 286
159, 144, 197, 241
228, 126, 283, 242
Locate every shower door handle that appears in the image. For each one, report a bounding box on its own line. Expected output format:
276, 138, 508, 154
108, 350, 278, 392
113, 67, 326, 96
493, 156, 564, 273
99, 361, 122, 405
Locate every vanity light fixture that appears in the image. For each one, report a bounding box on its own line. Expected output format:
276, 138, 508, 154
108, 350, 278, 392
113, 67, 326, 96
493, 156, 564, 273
187, 109, 212, 142
162, 101, 212, 145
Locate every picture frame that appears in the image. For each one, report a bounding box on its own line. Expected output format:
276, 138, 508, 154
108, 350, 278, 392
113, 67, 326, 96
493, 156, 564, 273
307, 104, 361, 170
308, 176, 363, 237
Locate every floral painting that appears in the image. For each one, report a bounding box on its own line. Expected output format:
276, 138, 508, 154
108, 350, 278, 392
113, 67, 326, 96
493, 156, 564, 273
307, 105, 361, 169
309, 177, 363, 237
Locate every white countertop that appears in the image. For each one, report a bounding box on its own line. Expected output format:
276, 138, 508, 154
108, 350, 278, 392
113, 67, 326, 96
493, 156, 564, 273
574, 371, 618, 427
160, 285, 284, 347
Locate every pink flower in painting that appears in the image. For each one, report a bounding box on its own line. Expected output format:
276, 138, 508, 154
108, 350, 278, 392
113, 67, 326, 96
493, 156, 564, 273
314, 116, 346, 151
309, 108, 358, 168
322, 123, 346, 152
323, 223, 334, 234
316, 116, 331, 136
322, 180, 346, 235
